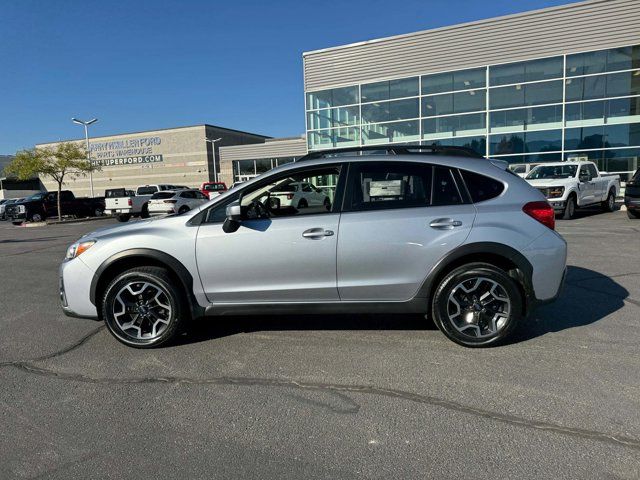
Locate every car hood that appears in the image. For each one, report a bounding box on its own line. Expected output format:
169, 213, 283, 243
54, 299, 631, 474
525, 179, 572, 188
80, 213, 190, 241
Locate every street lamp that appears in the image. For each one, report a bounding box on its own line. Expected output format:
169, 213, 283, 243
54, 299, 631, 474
204, 137, 222, 182
72, 117, 98, 197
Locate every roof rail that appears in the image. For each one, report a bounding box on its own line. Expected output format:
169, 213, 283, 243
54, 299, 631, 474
297, 144, 484, 162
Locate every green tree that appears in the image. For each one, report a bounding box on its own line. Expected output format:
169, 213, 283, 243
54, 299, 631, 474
4, 142, 98, 221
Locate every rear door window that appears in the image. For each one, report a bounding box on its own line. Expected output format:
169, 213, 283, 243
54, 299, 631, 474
346, 162, 432, 211
460, 170, 505, 203
432, 167, 463, 206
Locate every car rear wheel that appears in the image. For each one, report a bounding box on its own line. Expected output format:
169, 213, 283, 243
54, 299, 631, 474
102, 267, 184, 348
141, 203, 150, 219
93, 206, 104, 217
117, 214, 131, 222
323, 197, 331, 210
178, 205, 190, 214
561, 195, 576, 220
431, 263, 523, 347
30, 212, 44, 222
627, 209, 640, 219
602, 190, 616, 212
297, 199, 308, 209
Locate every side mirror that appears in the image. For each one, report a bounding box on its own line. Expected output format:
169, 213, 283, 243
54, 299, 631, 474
226, 202, 242, 221
222, 202, 242, 233
579, 173, 590, 182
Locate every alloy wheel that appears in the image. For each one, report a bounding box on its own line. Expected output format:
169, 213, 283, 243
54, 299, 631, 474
446, 277, 511, 338
112, 281, 172, 340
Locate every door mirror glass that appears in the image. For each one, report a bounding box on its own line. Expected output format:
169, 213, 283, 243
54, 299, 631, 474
579, 172, 590, 182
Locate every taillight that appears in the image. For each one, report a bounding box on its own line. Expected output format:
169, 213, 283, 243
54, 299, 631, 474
287, 194, 294, 200
523, 201, 555, 230
127, 198, 132, 206
164, 200, 178, 204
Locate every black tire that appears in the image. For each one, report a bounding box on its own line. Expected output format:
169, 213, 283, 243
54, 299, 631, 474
141, 203, 150, 219
561, 194, 576, 220
102, 266, 185, 348
601, 189, 616, 212
627, 209, 640, 219
11, 221, 22, 226
93, 206, 104, 217
323, 197, 332, 211
30, 212, 45, 223
297, 199, 308, 209
431, 262, 523, 348
117, 214, 131, 222
178, 205, 190, 214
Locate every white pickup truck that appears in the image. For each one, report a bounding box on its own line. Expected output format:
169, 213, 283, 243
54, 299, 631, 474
525, 161, 620, 219
104, 185, 177, 222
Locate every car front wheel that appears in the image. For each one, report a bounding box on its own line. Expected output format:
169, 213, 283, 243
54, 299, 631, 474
561, 195, 576, 220
102, 267, 185, 348
431, 263, 523, 347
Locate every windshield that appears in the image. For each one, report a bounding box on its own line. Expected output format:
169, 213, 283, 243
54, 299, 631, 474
137, 186, 158, 195
526, 165, 577, 180
151, 191, 176, 200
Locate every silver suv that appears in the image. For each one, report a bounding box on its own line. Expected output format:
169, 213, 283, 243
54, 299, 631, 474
60, 146, 567, 348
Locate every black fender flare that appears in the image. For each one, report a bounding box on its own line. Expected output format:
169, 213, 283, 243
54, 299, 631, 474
89, 248, 204, 319
417, 241, 535, 310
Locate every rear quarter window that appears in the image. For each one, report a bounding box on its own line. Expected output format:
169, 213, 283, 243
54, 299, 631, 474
460, 170, 505, 203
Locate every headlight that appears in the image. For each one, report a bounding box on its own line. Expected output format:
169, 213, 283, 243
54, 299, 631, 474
65, 240, 96, 259
18, 205, 26, 213
548, 187, 565, 198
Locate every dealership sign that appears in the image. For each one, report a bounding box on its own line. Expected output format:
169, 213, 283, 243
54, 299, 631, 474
91, 155, 163, 167
89, 135, 164, 167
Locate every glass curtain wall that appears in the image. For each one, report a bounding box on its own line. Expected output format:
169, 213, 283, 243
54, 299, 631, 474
306, 44, 640, 180
232, 156, 298, 182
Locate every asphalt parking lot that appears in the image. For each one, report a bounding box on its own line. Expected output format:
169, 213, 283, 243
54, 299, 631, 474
1, 209, 639, 479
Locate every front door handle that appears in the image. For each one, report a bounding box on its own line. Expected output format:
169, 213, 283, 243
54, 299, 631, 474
302, 228, 334, 239
429, 218, 463, 230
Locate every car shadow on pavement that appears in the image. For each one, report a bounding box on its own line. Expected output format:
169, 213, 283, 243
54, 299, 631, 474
512, 265, 629, 343
175, 265, 628, 347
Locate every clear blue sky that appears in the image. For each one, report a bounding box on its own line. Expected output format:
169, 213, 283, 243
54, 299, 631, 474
0, 0, 577, 154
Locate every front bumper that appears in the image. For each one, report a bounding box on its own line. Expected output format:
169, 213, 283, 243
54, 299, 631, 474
547, 199, 566, 212
8, 212, 26, 222
59, 258, 99, 319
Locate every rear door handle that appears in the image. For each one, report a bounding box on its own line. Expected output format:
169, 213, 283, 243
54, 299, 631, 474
302, 228, 334, 239
429, 218, 463, 230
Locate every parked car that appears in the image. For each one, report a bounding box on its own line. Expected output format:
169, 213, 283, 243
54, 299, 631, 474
104, 184, 177, 222
0, 198, 19, 220
6, 191, 105, 224
508, 163, 541, 178
525, 161, 621, 219
269, 181, 331, 211
59, 145, 566, 349
624, 168, 640, 219
200, 182, 228, 199
148, 189, 208, 216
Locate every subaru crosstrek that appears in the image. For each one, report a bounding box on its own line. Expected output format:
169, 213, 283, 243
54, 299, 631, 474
59, 146, 567, 348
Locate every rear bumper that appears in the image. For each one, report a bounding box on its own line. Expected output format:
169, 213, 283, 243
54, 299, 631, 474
624, 197, 640, 211
522, 229, 568, 303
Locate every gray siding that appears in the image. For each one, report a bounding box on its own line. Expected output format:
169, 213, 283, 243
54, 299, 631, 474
219, 137, 307, 162
303, 0, 640, 91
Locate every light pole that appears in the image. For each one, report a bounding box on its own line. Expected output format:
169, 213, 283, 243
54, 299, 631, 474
204, 137, 222, 182
72, 117, 98, 197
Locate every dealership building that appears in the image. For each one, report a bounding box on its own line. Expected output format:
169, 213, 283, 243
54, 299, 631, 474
300, 0, 640, 181
36, 125, 269, 197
